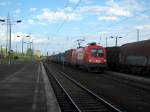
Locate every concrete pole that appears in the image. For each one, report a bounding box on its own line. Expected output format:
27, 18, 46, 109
16, 44, 17, 54
6, 14, 9, 57
137, 29, 140, 41
31, 41, 34, 56
116, 36, 118, 47
106, 37, 108, 48
1, 45, 2, 55
22, 38, 24, 55
8, 13, 12, 64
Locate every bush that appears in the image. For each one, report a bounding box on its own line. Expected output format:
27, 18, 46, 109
14, 55, 19, 60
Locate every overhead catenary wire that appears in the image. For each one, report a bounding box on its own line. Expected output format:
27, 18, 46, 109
80, 8, 150, 38
56, 0, 81, 33
83, 8, 150, 45
58, 8, 150, 45
49, 0, 82, 54
53, 0, 69, 33
45, 0, 81, 55
94, 8, 150, 33
51, 1, 150, 53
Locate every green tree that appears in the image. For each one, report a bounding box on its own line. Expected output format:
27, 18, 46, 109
26, 48, 33, 56
14, 55, 19, 60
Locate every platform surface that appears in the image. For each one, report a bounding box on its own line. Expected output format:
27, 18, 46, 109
0, 62, 60, 112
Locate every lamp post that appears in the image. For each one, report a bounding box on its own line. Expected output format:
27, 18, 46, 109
105, 36, 114, 48
24, 41, 32, 49
0, 19, 5, 22
24, 41, 33, 56
31, 39, 36, 55
17, 35, 30, 55
110, 36, 123, 47
0, 13, 22, 64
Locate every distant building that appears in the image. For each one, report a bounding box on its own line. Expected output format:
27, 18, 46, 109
35, 50, 41, 58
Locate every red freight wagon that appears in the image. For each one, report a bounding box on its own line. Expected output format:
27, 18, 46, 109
65, 49, 75, 64
75, 43, 107, 71
120, 39, 150, 73
120, 40, 150, 66
71, 49, 77, 65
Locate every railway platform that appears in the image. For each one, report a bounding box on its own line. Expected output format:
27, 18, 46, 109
0, 62, 61, 112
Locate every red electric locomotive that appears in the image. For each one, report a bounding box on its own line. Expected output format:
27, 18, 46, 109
74, 43, 107, 72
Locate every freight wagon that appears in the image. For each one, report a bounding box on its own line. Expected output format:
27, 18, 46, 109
106, 39, 150, 74
120, 39, 150, 74
106, 47, 120, 70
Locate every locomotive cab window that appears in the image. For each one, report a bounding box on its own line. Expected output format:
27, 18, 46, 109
91, 49, 104, 57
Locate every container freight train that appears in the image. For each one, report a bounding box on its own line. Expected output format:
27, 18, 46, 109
50, 43, 107, 72
107, 39, 150, 74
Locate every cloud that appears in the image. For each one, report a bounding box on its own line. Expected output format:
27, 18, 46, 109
64, 7, 73, 12
80, 6, 108, 13
98, 16, 118, 21
37, 8, 82, 23
108, 8, 131, 17
105, 0, 132, 16
117, 0, 143, 12
79, 0, 143, 17
26, 19, 46, 26
14, 9, 21, 14
29, 8, 37, 12
84, 0, 94, 4
69, 0, 94, 4
69, 0, 80, 4
0, 33, 6, 41
11, 32, 32, 42
10, 33, 49, 44
0, 32, 29, 42
0, 25, 7, 43
137, 14, 150, 20
80, 5, 131, 17
106, 0, 142, 16
34, 38, 49, 44
27, 19, 35, 24
79, 5, 131, 17
135, 24, 150, 30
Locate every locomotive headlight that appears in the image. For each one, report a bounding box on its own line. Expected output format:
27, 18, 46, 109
89, 59, 92, 63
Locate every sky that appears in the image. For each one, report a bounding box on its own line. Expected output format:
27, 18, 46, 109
0, 0, 150, 55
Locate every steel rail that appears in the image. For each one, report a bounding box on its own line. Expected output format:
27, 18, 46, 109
59, 71, 124, 112
45, 65, 82, 112
44, 63, 124, 112
104, 71, 150, 91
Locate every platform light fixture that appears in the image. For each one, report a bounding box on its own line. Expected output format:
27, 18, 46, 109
110, 36, 123, 47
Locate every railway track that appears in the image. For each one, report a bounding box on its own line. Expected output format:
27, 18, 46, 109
44, 63, 124, 112
104, 71, 150, 91
53, 62, 150, 91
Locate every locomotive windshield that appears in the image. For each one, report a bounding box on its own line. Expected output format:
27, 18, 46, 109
91, 48, 104, 57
